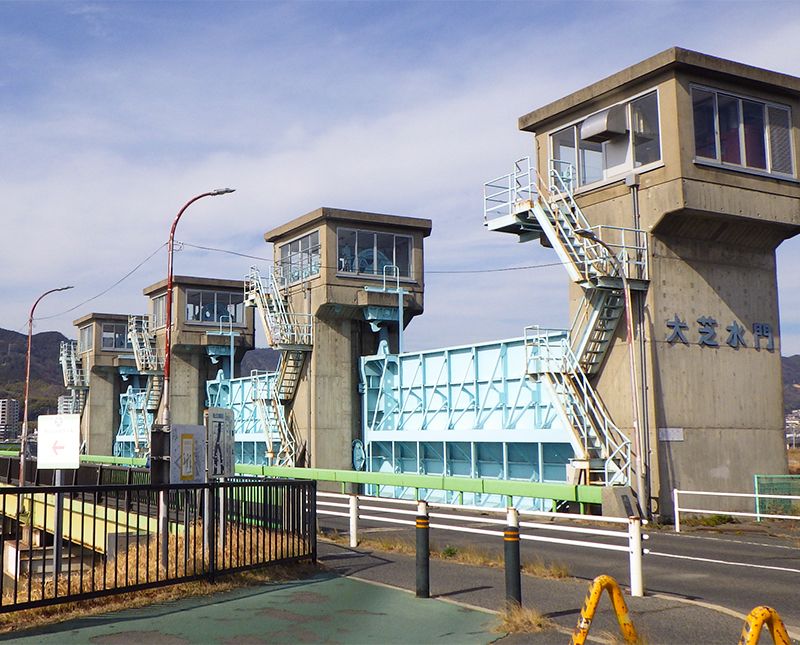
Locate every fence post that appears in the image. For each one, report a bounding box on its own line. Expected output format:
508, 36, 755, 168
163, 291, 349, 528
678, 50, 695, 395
673, 489, 680, 533
628, 517, 643, 597
349, 495, 359, 548
504, 507, 521, 607
416, 500, 429, 598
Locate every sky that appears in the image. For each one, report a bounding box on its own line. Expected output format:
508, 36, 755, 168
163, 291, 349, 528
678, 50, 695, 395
3, 0, 800, 355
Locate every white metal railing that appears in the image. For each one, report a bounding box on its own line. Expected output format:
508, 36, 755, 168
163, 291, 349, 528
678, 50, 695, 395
673, 489, 800, 533
579, 225, 649, 282
317, 491, 647, 596
245, 265, 313, 347
483, 157, 536, 222
127, 315, 164, 372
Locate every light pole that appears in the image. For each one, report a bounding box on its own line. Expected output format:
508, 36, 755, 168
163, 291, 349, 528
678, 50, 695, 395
161, 188, 235, 431
19, 285, 74, 485
575, 229, 647, 513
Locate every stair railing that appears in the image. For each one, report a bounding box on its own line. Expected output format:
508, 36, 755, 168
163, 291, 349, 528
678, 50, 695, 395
525, 327, 631, 483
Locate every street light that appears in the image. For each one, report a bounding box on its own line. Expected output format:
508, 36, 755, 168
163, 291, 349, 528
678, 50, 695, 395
575, 228, 647, 512
19, 285, 74, 485
161, 188, 235, 431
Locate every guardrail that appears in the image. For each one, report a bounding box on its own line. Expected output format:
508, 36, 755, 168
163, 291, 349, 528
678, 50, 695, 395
0, 479, 315, 613
1, 454, 605, 510
239, 464, 604, 509
673, 488, 800, 532
316, 491, 647, 596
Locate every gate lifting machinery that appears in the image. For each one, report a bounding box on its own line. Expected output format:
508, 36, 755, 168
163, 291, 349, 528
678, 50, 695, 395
485, 158, 649, 485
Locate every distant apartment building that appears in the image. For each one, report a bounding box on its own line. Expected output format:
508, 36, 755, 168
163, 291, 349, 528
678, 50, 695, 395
0, 398, 20, 440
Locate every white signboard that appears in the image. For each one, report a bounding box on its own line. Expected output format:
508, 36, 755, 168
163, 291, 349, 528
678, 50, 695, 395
206, 408, 235, 479
37, 414, 81, 470
169, 424, 206, 484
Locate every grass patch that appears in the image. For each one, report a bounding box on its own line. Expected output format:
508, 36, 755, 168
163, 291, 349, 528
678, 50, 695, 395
492, 602, 555, 633
681, 514, 738, 527
522, 556, 570, 579
323, 531, 571, 578
441, 545, 459, 559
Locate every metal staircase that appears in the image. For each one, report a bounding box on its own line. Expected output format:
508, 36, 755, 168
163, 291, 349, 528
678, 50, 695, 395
244, 265, 312, 402
251, 372, 302, 467
527, 329, 630, 485
127, 316, 164, 375
119, 315, 165, 456
244, 265, 312, 466
59, 341, 88, 415
485, 158, 649, 485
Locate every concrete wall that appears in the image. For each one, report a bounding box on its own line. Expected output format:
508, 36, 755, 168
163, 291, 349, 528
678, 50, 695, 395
521, 48, 800, 517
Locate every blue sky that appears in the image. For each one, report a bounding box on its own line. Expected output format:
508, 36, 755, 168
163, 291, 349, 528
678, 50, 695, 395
3, 1, 800, 355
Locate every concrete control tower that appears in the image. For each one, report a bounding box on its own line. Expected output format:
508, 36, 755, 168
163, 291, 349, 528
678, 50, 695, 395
262, 207, 432, 471
500, 48, 800, 516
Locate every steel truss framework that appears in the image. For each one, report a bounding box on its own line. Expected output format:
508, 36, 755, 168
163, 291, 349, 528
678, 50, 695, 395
360, 337, 577, 509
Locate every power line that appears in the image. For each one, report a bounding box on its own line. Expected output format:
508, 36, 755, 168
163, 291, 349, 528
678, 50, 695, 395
34, 242, 167, 323
180, 241, 565, 274
23, 239, 564, 331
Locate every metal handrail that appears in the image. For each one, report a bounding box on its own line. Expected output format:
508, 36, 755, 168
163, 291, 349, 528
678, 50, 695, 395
483, 157, 537, 222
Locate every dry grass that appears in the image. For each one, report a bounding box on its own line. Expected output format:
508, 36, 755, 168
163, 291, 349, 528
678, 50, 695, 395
788, 449, 800, 475
0, 522, 315, 635
522, 556, 570, 579
323, 531, 571, 579
492, 602, 556, 633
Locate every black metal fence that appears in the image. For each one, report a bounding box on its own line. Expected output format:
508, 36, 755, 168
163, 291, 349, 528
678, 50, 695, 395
0, 477, 316, 613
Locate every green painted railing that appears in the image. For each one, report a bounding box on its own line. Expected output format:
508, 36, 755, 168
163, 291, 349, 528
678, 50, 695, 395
234, 465, 602, 505
74, 455, 603, 506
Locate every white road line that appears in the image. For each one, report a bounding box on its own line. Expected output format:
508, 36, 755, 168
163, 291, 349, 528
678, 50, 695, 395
649, 551, 800, 574
660, 531, 800, 551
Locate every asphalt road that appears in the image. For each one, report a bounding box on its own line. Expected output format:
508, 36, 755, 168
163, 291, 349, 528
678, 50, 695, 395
318, 506, 800, 632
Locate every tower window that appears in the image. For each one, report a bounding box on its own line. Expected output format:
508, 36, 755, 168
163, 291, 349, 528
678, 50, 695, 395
691, 86, 794, 177
278, 230, 321, 284
101, 323, 132, 350
337, 228, 412, 278
185, 290, 245, 325
550, 90, 661, 188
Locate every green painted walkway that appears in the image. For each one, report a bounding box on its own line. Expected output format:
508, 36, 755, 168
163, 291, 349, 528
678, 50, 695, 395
4, 573, 499, 645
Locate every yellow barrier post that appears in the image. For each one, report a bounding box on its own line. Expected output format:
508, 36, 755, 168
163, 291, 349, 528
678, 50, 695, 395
571, 575, 638, 645
738, 606, 791, 645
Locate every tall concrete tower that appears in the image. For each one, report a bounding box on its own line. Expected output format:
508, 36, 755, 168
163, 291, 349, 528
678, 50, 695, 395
263, 207, 431, 471
505, 48, 799, 516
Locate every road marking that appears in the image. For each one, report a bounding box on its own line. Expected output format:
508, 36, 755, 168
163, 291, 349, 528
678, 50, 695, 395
650, 551, 800, 574
661, 531, 800, 551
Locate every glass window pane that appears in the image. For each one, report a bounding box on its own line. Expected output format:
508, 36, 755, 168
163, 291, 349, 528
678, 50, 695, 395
578, 139, 603, 185
692, 88, 717, 160
357, 231, 376, 274
79, 325, 93, 352
718, 94, 742, 164
551, 127, 577, 188
101, 324, 115, 349
186, 290, 202, 321
768, 106, 793, 174
395, 236, 411, 277
376, 233, 394, 276
338, 229, 356, 272
632, 92, 661, 167
742, 100, 767, 169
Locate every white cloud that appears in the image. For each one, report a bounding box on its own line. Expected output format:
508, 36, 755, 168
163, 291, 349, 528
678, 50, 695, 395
2, 0, 800, 357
